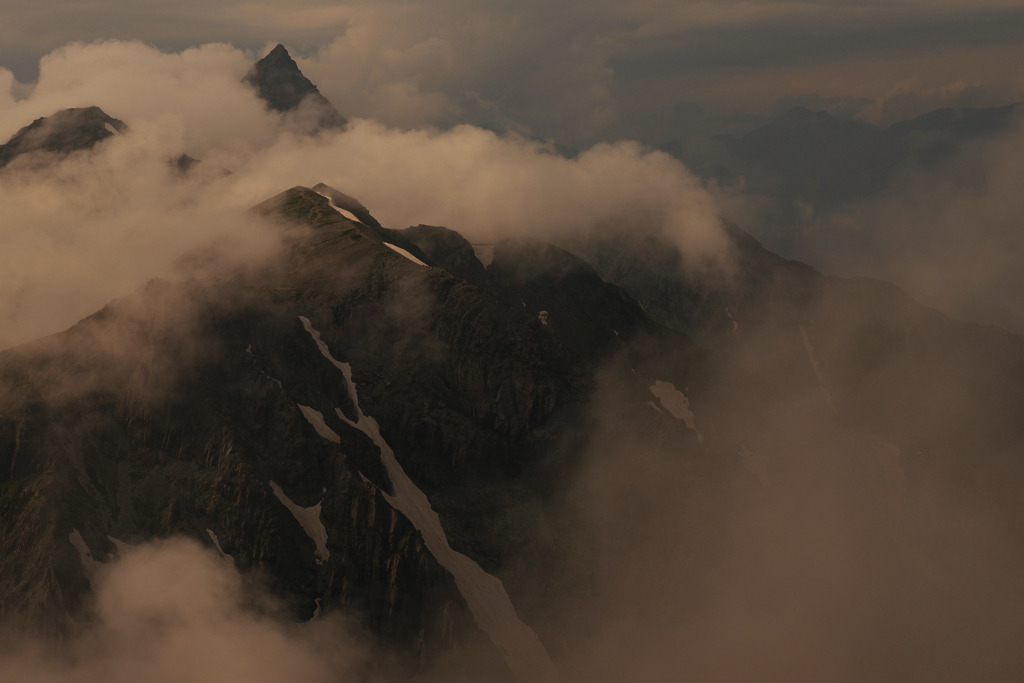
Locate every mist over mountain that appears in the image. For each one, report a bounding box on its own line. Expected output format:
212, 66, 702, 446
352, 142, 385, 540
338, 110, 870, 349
679, 102, 1024, 334
0, 106, 126, 169
679, 102, 1023, 206
1, 41, 1022, 683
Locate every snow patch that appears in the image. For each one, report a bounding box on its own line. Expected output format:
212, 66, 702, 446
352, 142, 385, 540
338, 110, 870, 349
315, 190, 365, 224
650, 380, 703, 443
336, 207, 363, 223
69, 529, 103, 579
270, 481, 330, 563
799, 325, 837, 414
300, 316, 557, 683
206, 529, 232, 561
299, 317, 349, 373
104, 122, 120, 136
298, 404, 341, 443
383, 242, 428, 266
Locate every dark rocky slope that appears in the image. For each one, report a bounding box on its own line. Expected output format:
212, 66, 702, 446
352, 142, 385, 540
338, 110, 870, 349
1, 185, 708, 679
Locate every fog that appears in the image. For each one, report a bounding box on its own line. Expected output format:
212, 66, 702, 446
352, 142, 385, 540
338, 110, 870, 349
822, 121, 1024, 333
725, 116, 1024, 333
0, 40, 730, 350
1, 36, 1022, 683
0, 538, 372, 683
534, 284, 1024, 682
0, 118, 284, 349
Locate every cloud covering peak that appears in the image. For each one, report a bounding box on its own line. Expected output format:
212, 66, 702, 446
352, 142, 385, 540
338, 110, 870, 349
0, 40, 731, 350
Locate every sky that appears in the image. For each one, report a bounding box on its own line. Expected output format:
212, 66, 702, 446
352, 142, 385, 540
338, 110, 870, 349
2, 0, 1024, 147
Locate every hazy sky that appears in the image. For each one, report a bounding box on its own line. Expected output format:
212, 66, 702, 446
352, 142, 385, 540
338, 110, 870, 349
2, 0, 1024, 145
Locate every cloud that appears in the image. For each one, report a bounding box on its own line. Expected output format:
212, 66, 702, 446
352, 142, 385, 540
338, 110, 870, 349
5, 1, 1024, 146
0, 40, 731, 349
0, 40, 279, 155
0, 42, 292, 349
228, 119, 730, 263
533, 289, 1024, 683
0, 538, 371, 683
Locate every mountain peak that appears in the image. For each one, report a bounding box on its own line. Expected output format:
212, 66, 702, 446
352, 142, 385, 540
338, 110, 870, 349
244, 44, 346, 131
267, 43, 290, 59
0, 106, 127, 169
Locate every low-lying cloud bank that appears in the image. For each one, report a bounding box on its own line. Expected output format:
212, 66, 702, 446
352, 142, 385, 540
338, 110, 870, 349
0, 538, 369, 683
0, 39, 730, 351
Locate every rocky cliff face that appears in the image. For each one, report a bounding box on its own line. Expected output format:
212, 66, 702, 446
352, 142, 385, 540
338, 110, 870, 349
0, 184, 609, 679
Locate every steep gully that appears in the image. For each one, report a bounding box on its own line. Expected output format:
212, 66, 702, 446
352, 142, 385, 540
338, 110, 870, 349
298, 316, 559, 683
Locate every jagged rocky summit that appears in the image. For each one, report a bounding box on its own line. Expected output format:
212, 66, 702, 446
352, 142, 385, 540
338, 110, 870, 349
0, 45, 343, 175
244, 44, 347, 132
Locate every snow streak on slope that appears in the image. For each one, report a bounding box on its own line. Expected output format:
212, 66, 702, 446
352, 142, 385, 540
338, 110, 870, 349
315, 190, 365, 224
383, 242, 428, 266
298, 316, 558, 683
335, 208, 363, 223
298, 404, 341, 443
650, 380, 703, 443
205, 529, 232, 561
69, 529, 103, 581
270, 480, 330, 563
